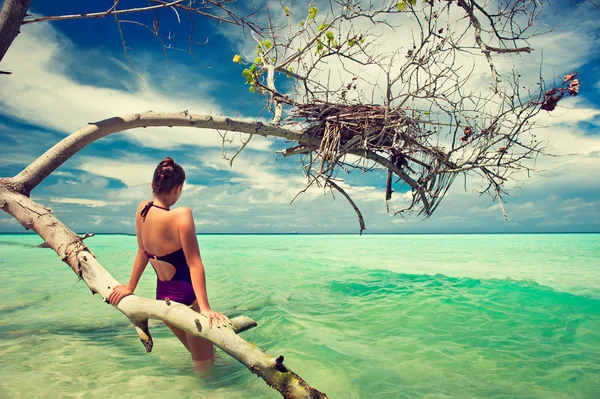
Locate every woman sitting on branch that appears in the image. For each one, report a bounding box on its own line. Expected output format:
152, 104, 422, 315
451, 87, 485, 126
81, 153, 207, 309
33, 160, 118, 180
108, 157, 231, 372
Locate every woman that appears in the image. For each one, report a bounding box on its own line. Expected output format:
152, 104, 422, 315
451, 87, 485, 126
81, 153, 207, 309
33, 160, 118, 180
107, 157, 230, 372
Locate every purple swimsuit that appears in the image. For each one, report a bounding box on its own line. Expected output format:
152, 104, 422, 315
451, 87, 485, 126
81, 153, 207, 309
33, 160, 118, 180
141, 202, 196, 306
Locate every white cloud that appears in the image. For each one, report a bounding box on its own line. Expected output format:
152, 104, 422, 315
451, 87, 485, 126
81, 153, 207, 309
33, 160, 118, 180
183, 184, 207, 194
559, 198, 600, 213
0, 21, 271, 152
53, 171, 75, 177
194, 219, 230, 227
0, 152, 42, 167
0, 216, 19, 226
198, 150, 314, 204
205, 203, 250, 214
123, 127, 274, 151
49, 197, 129, 208
73, 156, 156, 188
537, 102, 600, 127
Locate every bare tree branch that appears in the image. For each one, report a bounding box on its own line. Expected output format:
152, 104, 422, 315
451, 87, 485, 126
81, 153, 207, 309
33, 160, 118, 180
321, 176, 366, 235
21, 0, 186, 25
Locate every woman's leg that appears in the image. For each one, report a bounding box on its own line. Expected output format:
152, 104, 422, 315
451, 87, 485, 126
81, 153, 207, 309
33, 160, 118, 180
164, 322, 190, 352
188, 300, 215, 373
158, 280, 191, 350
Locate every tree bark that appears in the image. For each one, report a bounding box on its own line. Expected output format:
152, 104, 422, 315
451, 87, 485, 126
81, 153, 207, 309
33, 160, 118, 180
0, 0, 31, 67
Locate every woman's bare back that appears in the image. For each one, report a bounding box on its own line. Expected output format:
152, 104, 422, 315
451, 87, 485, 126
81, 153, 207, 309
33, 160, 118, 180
138, 200, 185, 282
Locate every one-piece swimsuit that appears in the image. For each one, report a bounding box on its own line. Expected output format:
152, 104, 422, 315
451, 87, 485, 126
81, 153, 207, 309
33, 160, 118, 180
141, 201, 196, 306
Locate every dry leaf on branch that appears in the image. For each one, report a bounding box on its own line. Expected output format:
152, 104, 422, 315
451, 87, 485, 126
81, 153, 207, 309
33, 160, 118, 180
563, 73, 577, 83
568, 79, 580, 96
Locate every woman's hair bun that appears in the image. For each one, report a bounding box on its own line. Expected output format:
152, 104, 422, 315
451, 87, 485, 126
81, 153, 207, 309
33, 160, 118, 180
158, 157, 174, 177
152, 157, 186, 194
159, 157, 175, 168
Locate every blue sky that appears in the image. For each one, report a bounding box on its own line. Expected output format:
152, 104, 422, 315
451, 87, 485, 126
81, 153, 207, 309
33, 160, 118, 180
0, 0, 599, 233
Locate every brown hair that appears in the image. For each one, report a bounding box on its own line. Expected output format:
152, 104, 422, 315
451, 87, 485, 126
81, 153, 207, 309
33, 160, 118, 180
152, 157, 186, 194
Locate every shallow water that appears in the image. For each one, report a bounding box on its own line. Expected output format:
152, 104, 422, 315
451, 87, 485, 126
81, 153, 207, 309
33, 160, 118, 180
1, 233, 599, 398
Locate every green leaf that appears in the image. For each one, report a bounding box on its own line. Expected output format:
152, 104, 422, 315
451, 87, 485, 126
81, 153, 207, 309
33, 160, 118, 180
424, 111, 430, 116
325, 31, 335, 42
242, 69, 253, 83
318, 24, 327, 31
308, 6, 318, 20
249, 85, 256, 93
316, 40, 324, 52
283, 6, 290, 16
397, 1, 406, 11
262, 39, 273, 49
348, 38, 356, 47
408, 0, 417, 6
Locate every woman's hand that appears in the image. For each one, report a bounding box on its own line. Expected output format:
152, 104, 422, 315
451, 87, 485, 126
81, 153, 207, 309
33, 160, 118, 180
107, 284, 134, 305
201, 308, 232, 329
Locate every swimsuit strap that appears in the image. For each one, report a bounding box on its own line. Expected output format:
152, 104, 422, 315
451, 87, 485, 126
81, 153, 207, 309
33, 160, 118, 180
140, 201, 170, 218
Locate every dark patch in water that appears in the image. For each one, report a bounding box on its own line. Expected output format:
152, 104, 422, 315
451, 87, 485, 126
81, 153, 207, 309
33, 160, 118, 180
0, 293, 51, 313
0, 322, 134, 339
0, 240, 41, 249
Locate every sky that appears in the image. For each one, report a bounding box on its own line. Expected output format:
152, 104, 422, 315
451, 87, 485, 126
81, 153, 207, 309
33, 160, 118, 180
0, 0, 599, 234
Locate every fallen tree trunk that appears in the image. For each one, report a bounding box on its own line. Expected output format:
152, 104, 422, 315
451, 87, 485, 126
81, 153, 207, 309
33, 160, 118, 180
0, 180, 328, 398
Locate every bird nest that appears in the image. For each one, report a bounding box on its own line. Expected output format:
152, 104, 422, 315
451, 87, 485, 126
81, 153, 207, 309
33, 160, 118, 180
293, 101, 410, 159
289, 101, 456, 217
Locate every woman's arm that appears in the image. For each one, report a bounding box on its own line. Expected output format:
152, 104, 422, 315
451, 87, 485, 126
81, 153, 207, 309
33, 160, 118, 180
177, 207, 230, 328
108, 202, 149, 305
177, 207, 210, 310
125, 248, 150, 291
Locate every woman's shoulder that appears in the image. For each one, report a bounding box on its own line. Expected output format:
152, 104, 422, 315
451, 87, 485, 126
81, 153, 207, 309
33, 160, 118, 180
136, 200, 150, 213
171, 207, 194, 230
172, 206, 193, 218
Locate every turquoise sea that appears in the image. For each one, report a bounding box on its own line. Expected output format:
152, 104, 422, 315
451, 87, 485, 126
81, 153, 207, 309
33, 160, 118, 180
0, 233, 599, 398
